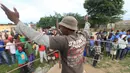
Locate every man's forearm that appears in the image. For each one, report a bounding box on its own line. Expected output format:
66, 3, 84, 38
15, 21, 50, 47
84, 22, 90, 37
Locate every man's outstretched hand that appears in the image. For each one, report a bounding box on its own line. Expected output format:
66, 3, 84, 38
0, 4, 20, 24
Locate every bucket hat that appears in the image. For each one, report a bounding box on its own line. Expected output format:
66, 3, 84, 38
59, 16, 78, 30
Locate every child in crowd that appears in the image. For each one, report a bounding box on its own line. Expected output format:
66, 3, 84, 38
15, 46, 29, 73
111, 38, 119, 60
19, 35, 26, 43
6, 37, 16, 64
24, 38, 35, 73
89, 36, 95, 57
106, 34, 112, 56
39, 45, 48, 63
92, 41, 101, 67
24, 38, 35, 62
32, 42, 39, 57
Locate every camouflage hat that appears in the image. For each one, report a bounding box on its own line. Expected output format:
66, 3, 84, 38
59, 16, 78, 30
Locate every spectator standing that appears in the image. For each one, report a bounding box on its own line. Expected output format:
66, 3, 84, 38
39, 45, 48, 63
24, 38, 35, 62
92, 41, 101, 67
118, 35, 128, 60
15, 46, 29, 73
111, 38, 119, 60
0, 36, 10, 66
5, 37, 16, 64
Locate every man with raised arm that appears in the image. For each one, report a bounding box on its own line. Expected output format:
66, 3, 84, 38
1, 4, 90, 73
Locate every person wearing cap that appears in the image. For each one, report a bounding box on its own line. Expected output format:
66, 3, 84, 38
1, 4, 90, 73
5, 36, 16, 64
15, 46, 29, 73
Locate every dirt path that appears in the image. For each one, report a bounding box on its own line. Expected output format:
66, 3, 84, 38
47, 63, 105, 73
84, 64, 105, 73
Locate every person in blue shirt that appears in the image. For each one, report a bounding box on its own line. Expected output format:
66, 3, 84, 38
89, 36, 95, 56
122, 29, 126, 35
106, 34, 112, 56
15, 46, 29, 73
110, 35, 115, 41
115, 31, 120, 39
0, 37, 10, 66
119, 29, 126, 35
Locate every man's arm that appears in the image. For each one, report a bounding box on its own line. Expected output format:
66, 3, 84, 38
83, 22, 91, 38
15, 21, 50, 47
0, 4, 49, 47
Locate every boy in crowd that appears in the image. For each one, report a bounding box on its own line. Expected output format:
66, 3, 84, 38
6, 36, 16, 64
15, 46, 29, 73
92, 41, 101, 67
111, 38, 119, 60
24, 38, 35, 62
39, 45, 48, 63
89, 36, 95, 57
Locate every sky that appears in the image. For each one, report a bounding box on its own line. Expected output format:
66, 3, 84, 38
0, 0, 130, 24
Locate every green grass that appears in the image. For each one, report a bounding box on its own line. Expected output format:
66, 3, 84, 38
119, 55, 130, 73
98, 54, 130, 73
0, 63, 18, 73
86, 53, 130, 73
1, 54, 130, 73
0, 56, 56, 73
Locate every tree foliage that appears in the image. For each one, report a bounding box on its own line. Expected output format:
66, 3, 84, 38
37, 13, 85, 28
84, 0, 125, 27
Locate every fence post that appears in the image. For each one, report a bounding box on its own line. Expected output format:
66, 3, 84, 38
58, 51, 61, 69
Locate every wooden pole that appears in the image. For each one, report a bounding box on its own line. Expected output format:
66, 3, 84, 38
58, 51, 62, 69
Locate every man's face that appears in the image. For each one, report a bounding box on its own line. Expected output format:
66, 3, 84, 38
59, 25, 68, 35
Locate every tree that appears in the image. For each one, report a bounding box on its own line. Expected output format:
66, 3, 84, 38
84, 0, 125, 27
37, 16, 56, 28
37, 13, 85, 29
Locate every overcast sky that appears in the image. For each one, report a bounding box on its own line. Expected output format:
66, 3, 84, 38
0, 0, 130, 23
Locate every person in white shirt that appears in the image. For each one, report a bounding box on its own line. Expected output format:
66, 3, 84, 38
118, 35, 128, 60
6, 37, 16, 64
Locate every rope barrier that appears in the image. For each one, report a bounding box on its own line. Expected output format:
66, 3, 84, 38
7, 50, 59, 73
0, 38, 129, 48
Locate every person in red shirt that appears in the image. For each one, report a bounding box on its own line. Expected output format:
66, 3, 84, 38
39, 45, 48, 63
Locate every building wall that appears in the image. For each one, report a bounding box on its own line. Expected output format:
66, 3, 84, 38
0, 24, 16, 32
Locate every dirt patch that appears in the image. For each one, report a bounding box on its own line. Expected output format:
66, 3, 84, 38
84, 64, 105, 73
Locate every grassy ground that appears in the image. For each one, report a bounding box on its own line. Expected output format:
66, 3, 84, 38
87, 54, 130, 73
0, 54, 130, 73
0, 57, 55, 73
